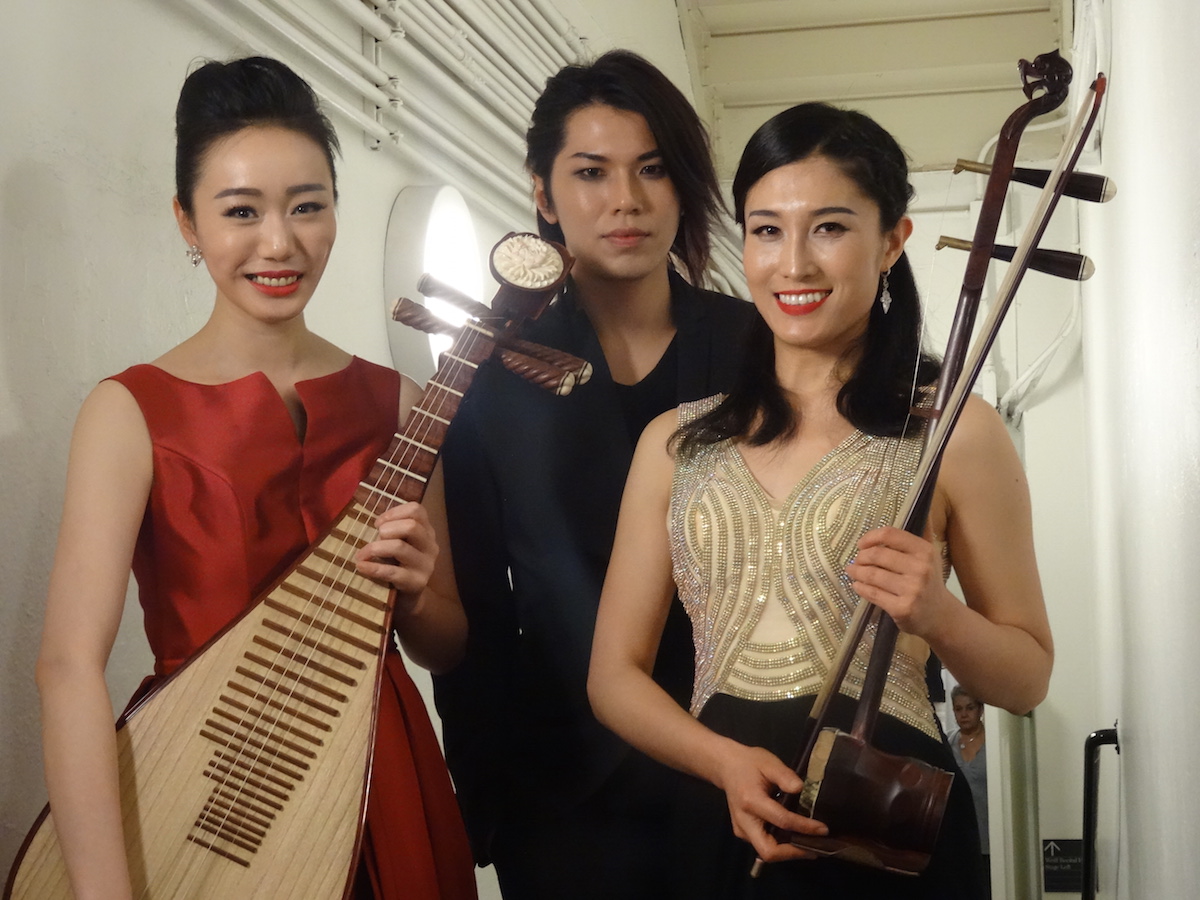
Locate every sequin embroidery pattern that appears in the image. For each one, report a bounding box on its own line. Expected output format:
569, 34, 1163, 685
669, 396, 941, 740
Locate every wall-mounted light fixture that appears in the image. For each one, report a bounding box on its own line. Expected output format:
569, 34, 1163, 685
383, 185, 484, 381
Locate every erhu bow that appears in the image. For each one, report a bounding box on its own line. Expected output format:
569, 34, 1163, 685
757, 51, 1112, 875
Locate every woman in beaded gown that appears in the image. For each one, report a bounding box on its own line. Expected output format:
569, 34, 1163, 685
589, 102, 1052, 899
34, 57, 475, 900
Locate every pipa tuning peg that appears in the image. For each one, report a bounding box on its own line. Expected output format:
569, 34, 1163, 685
936, 236, 1094, 281
954, 158, 1116, 203
416, 273, 493, 318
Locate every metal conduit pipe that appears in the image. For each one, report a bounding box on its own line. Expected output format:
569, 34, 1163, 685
440, 0, 557, 88
468, 0, 560, 73
264, 0, 391, 87
410, 0, 542, 103
228, 0, 394, 107
234, 0, 398, 106
288, 81, 531, 249
179, 0, 391, 107
526, 0, 588, 58
383, 101, 531, 210
389, 1, 533, 121
408, 0, 540, 106
313, 0, 392, 42
359, 0, 398, 25
180, 0, 527, 225
491, 0, 573, 66
391, 75, 526, 170
249, 0, 529, 182
386, 95, 529, 199
381, 30, 527, 138
415, 1, 542, 100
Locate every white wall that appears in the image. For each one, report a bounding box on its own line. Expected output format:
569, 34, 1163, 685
1079, 1, 1200, 897
0, 0, 690, 890
8, 2, 1169, 897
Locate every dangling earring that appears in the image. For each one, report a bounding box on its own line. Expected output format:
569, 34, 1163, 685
879, 269, 892, 314
187, 244, 203, 267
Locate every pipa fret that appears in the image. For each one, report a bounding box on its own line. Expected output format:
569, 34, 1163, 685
5, 234, 574, 899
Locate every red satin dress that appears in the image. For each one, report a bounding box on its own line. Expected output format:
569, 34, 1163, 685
108, 358, 477, 900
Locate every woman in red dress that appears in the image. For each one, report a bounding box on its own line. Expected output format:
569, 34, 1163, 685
34, 56, 475, 900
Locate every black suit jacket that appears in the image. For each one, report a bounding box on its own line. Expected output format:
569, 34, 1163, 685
433, 273, 754, 861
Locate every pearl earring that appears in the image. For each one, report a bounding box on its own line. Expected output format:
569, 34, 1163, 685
187, 245, 203, 267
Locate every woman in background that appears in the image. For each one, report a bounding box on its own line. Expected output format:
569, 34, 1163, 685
35, 56, 475, 900
589, 101, 1052, 898
950, 685, 991, 891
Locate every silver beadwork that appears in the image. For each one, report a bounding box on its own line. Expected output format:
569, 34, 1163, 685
668, 396, 941, 740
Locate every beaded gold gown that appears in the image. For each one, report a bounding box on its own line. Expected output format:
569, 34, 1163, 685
665, 397, 986, 899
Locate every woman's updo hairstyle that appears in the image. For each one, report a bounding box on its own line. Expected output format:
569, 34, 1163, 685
175, 56, 340, 217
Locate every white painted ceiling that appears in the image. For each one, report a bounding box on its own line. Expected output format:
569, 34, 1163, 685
674, 0, 1070, 178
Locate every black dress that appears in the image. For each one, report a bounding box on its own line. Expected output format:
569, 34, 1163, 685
671, 694, 987, 899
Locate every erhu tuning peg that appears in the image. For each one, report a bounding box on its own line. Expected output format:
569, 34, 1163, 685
954, 158, 1116, 203
936, 235, 1094, 281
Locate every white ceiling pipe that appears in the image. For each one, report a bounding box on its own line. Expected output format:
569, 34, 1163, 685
408, 0, 541, 105
440, 0, 558, 86
248, 0, 530, 162
409, 0, 543, 103
228, 0, 393, 107
264, 0, 391, 86
381, 28, 528, 138
177, 0, 529, 229
261, 1, 530, 187
389, 1, 533, 121
491, 0, 575, 65
312, 0, 393, 42
526, 0, 589, 58
386, 99, 529, 200
467, 0, 560, 73
291, 80, 531, 249
389, 71, 527, 172
383, 100, 532, 209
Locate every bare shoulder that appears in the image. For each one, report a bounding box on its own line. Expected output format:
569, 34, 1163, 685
940, 392, 1021, 478
636, 408, 682, 465
62, 380, 153, 520
940, 392, 1028, 509
76, 379, 150, 449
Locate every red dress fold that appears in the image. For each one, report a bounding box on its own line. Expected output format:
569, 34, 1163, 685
109, 358, 476, 900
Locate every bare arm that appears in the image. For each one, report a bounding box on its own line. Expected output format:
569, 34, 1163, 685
36, 381, 153, 900
589, 412, 825, 862
354, 375, 466, 674
846, 395, 1053, 714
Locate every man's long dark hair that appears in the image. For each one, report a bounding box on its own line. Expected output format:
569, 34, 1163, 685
525, 50, 722, 285
676, 103, 940, 455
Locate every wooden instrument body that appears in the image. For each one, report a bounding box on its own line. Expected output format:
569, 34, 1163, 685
6, 233, 575, 900
7, 500, 393, 900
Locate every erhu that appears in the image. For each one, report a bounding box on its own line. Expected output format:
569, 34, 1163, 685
757, 50, 1113, 876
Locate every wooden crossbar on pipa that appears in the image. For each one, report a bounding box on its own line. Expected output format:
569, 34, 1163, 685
6, 233, 574, 900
